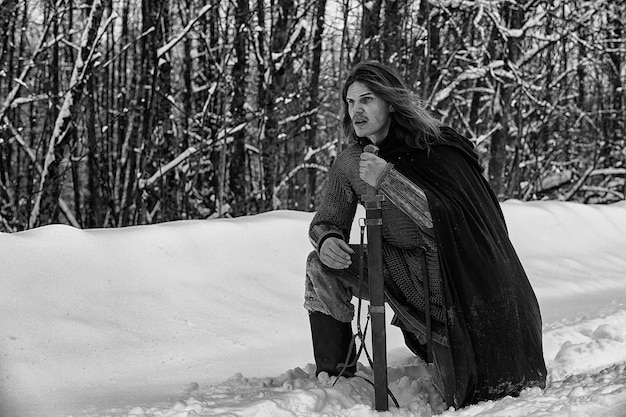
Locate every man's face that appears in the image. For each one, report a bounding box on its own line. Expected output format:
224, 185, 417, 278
346, 81, 391, 145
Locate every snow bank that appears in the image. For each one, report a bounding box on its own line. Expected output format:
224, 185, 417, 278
0, 200, 625, 417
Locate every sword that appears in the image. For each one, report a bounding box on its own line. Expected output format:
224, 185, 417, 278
361, 144, 388, 411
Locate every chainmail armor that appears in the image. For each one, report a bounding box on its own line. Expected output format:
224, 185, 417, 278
310, 143, 445, 324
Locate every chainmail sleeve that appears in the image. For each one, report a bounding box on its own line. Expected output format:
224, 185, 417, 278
309, 149, 360, 252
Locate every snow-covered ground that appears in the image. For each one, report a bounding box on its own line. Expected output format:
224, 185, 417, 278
1, 200, 626, 417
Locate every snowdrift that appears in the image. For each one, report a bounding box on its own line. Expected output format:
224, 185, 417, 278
1, 200, 626, 417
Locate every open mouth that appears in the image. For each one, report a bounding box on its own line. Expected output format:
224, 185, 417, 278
353, 118, 367, 127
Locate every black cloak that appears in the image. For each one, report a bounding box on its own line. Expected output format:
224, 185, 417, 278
377, 126, 547, 407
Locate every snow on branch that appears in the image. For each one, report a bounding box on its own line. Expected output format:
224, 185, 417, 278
428, 0, 475, 9
474, 124, 502, 147
274, 163, 329, 197
580, 186, 625, 200
436, 0, 548, 43
272, 20, 309, 73
485, 9, 547, 40
304, 139, 338, 162
589, 168, 626, 177
430, 61, 505, 107
138, 147, 198, 191
157, 3, 215, 58
138, 122, 248, 191
278, 108, 317, 126
207, 122, 247, 148
8, 94, 49, 108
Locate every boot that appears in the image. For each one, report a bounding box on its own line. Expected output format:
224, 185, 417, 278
309, 312, 357, 377
401, 328, 430, 363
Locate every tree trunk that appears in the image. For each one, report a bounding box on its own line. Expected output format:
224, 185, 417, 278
362, 0, 381, 61
156, 0, 174, 222
488, 2, 524, 199
381, 0, 402, 64
85, 63, 103, 227
306, 0, 327, 211
254, 0, 268, 213
229, 0, 250, 217
416, 0, 440, 97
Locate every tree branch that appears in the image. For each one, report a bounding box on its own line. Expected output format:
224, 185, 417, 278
138, 147, 198, 190
563, 166, 595, 201
157, 3, 215, 58
0, 11, 55, 120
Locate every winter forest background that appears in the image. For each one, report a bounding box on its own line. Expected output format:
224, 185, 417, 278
0, 0, 624, 231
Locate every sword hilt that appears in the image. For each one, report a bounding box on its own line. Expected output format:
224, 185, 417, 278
363, 144, 379, 156
362, 144, 383, 205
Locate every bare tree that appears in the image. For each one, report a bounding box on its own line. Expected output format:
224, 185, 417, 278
0, 0, 624, 232
29, 0, 105, 228
229, 0, 250, 217
305, 0, 327, 211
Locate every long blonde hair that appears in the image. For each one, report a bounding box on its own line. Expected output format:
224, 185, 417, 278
341, 61, 441, 147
